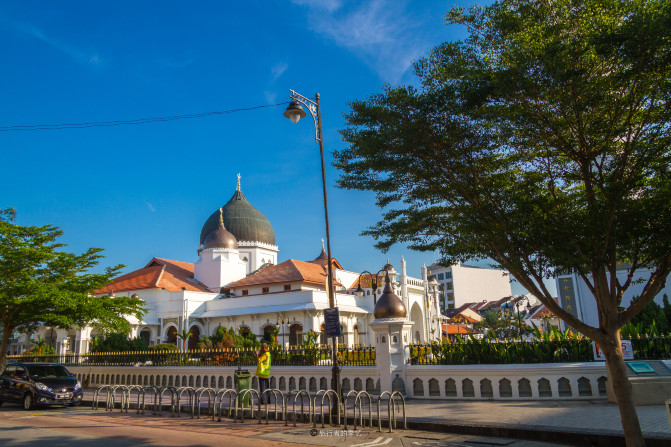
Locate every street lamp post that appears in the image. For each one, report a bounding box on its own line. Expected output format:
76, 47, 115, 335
355, 269, 386, 304
284, 89, 340, 402
277, 315, 289, 347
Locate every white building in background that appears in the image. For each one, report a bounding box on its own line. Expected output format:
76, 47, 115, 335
555, 267, 671, 330
9, 178, 441, 355
427, 263, 512, 311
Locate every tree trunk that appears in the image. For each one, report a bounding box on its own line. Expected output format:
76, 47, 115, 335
602, 331, 646, 447
0, 323, 12, 367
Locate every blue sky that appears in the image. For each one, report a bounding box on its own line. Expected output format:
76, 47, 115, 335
0, 0, 551, 296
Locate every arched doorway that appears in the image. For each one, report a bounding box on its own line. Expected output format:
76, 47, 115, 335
139, 328, 151, 346
410, 302, 424, 343
166, 326, 177, 345
188, 326, 200, 350
289, 323, 303, 346
262, 325, 276, 344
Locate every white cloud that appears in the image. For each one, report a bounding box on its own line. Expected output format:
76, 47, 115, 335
291, 0, 343, 13
16, 23, 103, 67
292, 0, 429, 83
146, 202, 156, 213
264, 90, 278, 104
271, 61, 289, 81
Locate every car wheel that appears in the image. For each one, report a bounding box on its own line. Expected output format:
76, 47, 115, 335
23, 393, 34, 411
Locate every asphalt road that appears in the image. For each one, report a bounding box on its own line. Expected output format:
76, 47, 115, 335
0, 403, 571, 447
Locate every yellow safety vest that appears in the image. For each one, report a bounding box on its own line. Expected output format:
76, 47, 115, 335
256, 352, 271, 378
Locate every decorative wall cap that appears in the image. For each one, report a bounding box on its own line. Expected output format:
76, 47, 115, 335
237, 241, 279, 250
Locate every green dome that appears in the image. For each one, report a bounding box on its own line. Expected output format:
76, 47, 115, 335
200, 189, 275, 246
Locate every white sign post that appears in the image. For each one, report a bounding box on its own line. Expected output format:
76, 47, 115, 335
592, 340, 634, 361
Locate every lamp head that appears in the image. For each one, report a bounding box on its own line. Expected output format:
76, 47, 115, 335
284, 100, 307, 124
355, 278, 364, 298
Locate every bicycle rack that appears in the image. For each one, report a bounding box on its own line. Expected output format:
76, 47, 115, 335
107, 385, 127, 412
353, 390, 373, 430
174, 387, 196, 418
158, 386, 177, 416
377, 391, 407, 433
214, 389, 237, 422
259, 389, 285, 424
343, 390, 358, 430
285, 390, 312, 427
313, 389, 340, 429
140, 385, 160, 415
92, 385, 110, 411
193, 387, 216, 419
124, 385, 143, 413
236, 388, 260, 423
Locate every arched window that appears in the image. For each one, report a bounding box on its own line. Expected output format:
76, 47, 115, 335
289, 323, 303, 346
353, 325, 360, 346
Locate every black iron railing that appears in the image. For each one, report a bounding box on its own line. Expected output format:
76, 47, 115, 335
409, 336, 671, 365
6, 345, 376, 367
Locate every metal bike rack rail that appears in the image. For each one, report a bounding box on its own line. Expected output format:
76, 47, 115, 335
259, 389, 285, 424
236, 388, 260, 423
174, 387, 196, 418
353, 390, 373, 429
214, 388, 237, 422
376, 390, 407, 433
313, 389, 340, 429
158, 386, 177, 417
140, 385, 160, 415
124, 385, 143, 413
107, 385, 127, 412
285, 390, 312, 427
92, 385, 110, 411
193, 387, 216, 419
343, 390, 358, 430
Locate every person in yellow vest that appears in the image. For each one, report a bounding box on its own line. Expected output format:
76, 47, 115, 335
254, 343, 271, 404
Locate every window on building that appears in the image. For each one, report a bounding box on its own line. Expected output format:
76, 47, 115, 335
284, 284, 291, 291
446, 282, 453, 290
446, 271, 452, 279
242, 290, 248, 296
447, 292, 454, 301
262, 287, 269, 294
289, 323, 303, 346
448, 302, 455, 309
437, 273, 444, 280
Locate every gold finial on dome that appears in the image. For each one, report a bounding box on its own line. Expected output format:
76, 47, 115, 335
236, 173, 241, 191
322, 238, 325, 251
219, 207, 224, 225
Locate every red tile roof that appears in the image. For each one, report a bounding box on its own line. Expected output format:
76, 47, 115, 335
347, 274, 385, 290
227, 259, 342, 289
529, 298, 559, 319
442, 324, 473, 335
447, 314, 478, 324
97, 257, 210, 294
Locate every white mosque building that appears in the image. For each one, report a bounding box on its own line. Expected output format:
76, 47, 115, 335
11, 179, 443, 355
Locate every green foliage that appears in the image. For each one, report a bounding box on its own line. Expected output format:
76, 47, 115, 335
89, 332, 148, 353
148, 343, 178, 351
334, 0, 671, 342
0, 208, 146, 366
302, 329, 321, 349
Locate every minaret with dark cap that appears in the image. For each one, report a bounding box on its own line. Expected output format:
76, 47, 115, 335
369, 264, 414, 395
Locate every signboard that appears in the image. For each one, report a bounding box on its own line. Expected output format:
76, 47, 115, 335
323, 307, 341, 337
627, 362, 655, 374
592, 340, 634, 361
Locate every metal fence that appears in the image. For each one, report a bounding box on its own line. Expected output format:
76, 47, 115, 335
6, 345, 376, 367
409, 336, 671, 365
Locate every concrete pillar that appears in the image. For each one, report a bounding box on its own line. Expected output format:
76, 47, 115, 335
370, 318, 414, 394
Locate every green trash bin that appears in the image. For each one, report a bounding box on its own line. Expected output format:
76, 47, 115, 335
234, 369, 252, 408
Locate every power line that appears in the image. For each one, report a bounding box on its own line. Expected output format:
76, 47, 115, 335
0, 102, 290, 132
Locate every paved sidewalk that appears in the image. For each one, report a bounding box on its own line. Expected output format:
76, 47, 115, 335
82, 389, 671, 446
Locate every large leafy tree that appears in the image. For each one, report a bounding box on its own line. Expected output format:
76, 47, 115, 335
334, 1, 670, 445
0, 208, 145, 366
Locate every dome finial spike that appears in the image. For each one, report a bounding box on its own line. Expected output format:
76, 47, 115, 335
219, 207, 224, 225
236, 173, 241, 191
322, 238, 325, 251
